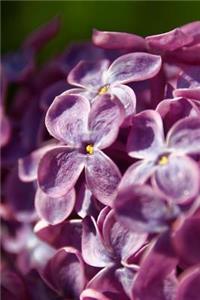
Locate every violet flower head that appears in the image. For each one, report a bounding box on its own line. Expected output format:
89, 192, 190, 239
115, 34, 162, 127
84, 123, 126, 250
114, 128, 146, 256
82, 209, 147, 298
125, 110, 200, 203
67, 52, 162, 117
38, 93, 124, 206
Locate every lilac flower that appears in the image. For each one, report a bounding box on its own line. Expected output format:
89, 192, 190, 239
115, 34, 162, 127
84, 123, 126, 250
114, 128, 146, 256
38, 93, 124, 205
124, 110, 200, 203
114, 184, 180, 234
82, 209, 147, 298
67, 52, 162, 117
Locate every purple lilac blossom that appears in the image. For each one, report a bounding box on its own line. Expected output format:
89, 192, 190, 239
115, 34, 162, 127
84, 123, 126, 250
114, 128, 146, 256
38, 93, 124, 206
1, 19, 200, 300
66, 52, 162, 118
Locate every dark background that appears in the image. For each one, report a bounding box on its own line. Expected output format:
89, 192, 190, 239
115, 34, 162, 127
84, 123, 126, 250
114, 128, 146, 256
2, 1, 200, 60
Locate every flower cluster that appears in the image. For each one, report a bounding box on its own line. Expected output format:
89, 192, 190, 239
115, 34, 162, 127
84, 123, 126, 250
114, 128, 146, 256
1, 18, 200, 300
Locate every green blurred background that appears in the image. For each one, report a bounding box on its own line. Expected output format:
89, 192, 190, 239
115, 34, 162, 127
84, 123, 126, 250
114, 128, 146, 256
2, 1, 200, 60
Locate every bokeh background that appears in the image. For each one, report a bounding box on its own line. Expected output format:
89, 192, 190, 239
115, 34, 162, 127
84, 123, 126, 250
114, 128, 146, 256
2, 1, 200, 61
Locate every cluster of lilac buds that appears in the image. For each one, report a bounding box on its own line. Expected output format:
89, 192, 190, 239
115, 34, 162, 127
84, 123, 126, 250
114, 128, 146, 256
1, 17, 200, 300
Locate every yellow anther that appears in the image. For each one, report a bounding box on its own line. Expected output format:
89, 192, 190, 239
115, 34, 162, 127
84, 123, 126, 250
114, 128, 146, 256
98, 84, 109, 95
158, 155, 169, 166
86, 144, 94, 155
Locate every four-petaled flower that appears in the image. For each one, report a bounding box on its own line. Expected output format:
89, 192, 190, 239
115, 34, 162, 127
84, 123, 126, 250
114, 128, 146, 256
122, 110, 200, 203
67, 52, 162, 118
38, 93, 124, 206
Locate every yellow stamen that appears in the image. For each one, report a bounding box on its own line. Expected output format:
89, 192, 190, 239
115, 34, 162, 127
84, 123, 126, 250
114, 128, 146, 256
158, 155, 169, 166
86, 144, 94, 155
98, 84, 109, 95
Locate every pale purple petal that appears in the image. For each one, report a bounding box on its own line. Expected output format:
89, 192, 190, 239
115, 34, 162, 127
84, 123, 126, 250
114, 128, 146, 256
106, 53, 162, 84
34, 219, 82, 251
114, 184, 176, 233
89, 94, 125, 149
173, 88, 200, 100
82, 216, 113, 267
172, 217, 200, 266
92, 29, 146, 50
75, 182, 103, 218
118, 160, 156, 187
35, 188, 75, 225
115, 267, 136, 299
167, 117, 200, 154
146, 28, 192, 52
38, 147, 85, 197
85, 150, 121, 206
127, 110, 164, 159
42, 247, 86, 299
110, 84, 136, 117
45, 93, 90, 144
176, 267, 200, 300
153, 155, 200, 203
67, 59, 109, 89
18, 142, 57, 182
156, 97, 199, 132
80, 288, 111, 300
87, 265, 129, 299
102, 210, 147, 262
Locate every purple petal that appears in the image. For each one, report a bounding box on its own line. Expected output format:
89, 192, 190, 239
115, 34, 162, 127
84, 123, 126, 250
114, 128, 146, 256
102, 210, 147, 262
114, 184, 176, 233
92, 29, 146, 50
23, 16, 61, 53
18, 142, 57, 182
156, 97, 199, 132
87, 265, 130, 299
45, 93, 90, 144
34, 219, 82, 251
85, 150, 121, 206
176, 267, 200, 300
172, 217, 200, 266
80, 289, 111, 300
146, 28, 192, 52
38, 147, 85, 197
42, 247, 86, 299
35, 188, 75, 225
132, 232, 178, 300
153, 155, 200, 204
167, 117, 200, 154
67, 59, 109, 89
106, 53, 162, 84
75, 182, 104, 218
89, 94, 125, 149
110, 84, 136, 117
174, 88, 200, 100
181, 21, 200, 43
82, 216, 113, 267
127, 110, 164, 159
118, 160, 156, 187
